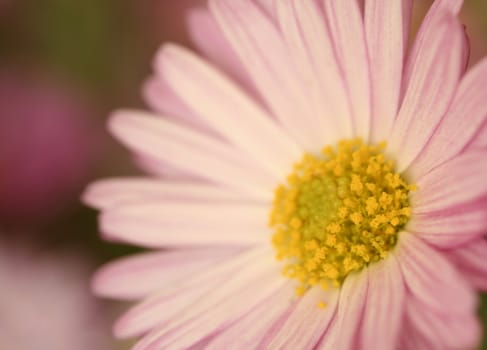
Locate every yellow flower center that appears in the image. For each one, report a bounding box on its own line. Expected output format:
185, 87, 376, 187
269, 138, 415, 295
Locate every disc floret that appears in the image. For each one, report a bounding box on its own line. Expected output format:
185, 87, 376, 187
270, 138, 414, 294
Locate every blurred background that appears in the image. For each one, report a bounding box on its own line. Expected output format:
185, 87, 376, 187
0, 1, 486, 349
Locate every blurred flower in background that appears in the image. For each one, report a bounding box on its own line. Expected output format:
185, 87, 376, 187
0, 70, 99, 226
0, 236, 115, 350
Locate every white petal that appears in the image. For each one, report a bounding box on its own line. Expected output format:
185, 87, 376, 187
83, 177, 255, 210
92, 247, 241, 300
264, 287, 339, 350
108, 110, 274, 199
365, 0, 412, 142
156, 44, 301, 179
100, 199, 269, 247
322, 0, 372, 140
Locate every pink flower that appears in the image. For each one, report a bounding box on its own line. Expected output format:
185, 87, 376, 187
85, 0, 487, 349
0, 71, 98, 225
0, 237, 115, 350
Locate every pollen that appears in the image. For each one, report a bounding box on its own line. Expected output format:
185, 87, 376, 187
269, 138, 414, 295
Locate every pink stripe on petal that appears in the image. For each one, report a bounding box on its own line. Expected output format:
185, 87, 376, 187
276, 0, 353, 143
413, 151, 487, 213
410, 58, 487, 178
156, 44, 301, 179
262, 287, 339, 350
360, 255, 405, 350
395, 233, 477, 314
114, 247, 266, 339
100, 199, 269, 247
322, 0, 372, 140
447, 238, 487, 291
365, 0, 412, 142
205, 283, 296, 350
108, 110, 274, 199
92, 247, 241, 300
409, 201, 487, 248
318, 271, 368, 350
390, 10, 465, 172
83, 177, 255, 210
209, 0, 321, 150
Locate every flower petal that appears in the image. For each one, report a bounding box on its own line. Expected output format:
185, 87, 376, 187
413, 151, 487, 214
446, 238, 487, 291
318, 271, 368, 350
410, 58, 487, 178
322, 0, 372, 140
132, 248, 283, 349
156, 44, 301, 179
205, 283, 296, 350
83, 177, 254, 210
113, 247, 267, 339
409, 201, 487, 248
100, 199, 269, 247
262, 287, 339, 350
186, 7, 254, 93
142, 77, 200, 126
360, 254, 405, 350
389, 10, 465, 172
365, 0, 412, 142
275, 0, 353, 143
395, 233, 477, 314
108, 110, 274, 199
92, 247, 241, 300
405, 297, 481, 350
209, 0, 320, 150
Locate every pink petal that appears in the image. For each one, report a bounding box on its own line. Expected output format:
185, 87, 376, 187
365, 0, 412, 142
92, 247, 241, 300
100, 199, 269, 247
413, 151, 487, 214
402, 0, 464, 90
82, 177, 254, 210
360, 254, 405, 350
113, 247, 267, 339
389, 10, 465, 172
275, 0, 353, 143
205, 283, 296, 350
322, 0, 372, 140
409, 201, 487, 248
142, 77, 202, 128
395, 233, 477, 314
410, 58, 487, 178
108, 110, 274, 199
447, 238, 487, 291
405, 297, 481, 350
209, 0, 322, 150
262, 287, 339, 350
133, 249, 283, 349
318, 271, 368, 350
186, 7, 255, 94
470, 121, 487, 149
155, 44, 300, 179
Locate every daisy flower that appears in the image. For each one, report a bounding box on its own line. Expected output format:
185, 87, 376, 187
85, 0, 487, 349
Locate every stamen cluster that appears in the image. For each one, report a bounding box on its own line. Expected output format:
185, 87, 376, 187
270, 138, 414, 294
